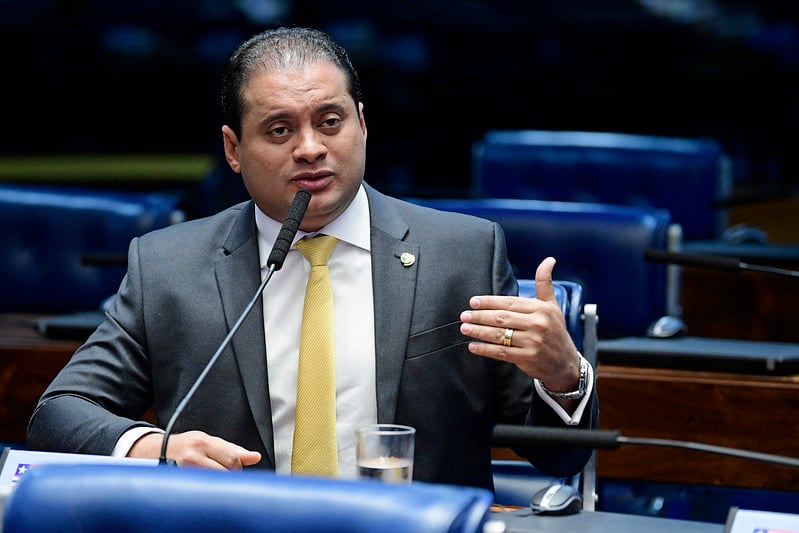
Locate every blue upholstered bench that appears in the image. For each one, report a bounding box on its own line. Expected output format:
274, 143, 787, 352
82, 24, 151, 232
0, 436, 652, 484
408, 198, 671, 339
0, 184, 182, 313
472, 129, 731, 241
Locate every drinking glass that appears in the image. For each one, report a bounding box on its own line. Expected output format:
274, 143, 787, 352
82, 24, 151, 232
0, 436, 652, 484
355, 424, 415, 484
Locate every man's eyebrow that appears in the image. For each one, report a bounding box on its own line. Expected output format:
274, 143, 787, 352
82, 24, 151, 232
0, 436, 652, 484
258, 102, 349, 127
317, 102, 347, 114
259, 111, 293, 127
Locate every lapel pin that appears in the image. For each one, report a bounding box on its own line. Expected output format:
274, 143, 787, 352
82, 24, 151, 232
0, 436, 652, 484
399, 252, 416, 267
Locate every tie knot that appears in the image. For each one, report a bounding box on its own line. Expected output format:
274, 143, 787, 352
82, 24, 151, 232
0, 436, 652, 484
295, 235, 338, 266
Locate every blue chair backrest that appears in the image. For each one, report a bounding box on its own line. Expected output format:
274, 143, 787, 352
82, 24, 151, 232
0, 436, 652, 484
409, 198, 670, 338
0, 184, 182, 313
3, 464, 493, 533
473, 130, 731, 241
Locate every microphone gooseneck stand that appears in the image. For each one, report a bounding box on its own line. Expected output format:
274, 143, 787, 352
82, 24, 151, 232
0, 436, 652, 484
158, 189, 311, 465
644, 248, 799, 278
492, 425, 799, 468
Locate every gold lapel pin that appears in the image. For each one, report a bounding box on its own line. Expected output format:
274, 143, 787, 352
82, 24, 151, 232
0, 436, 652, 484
399, 252, 416, 267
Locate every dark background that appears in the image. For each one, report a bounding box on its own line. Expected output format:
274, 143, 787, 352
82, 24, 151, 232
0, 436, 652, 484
2, 0, 798, 203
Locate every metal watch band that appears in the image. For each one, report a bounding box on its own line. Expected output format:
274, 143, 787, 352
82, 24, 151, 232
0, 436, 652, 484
540, 357, 588, 400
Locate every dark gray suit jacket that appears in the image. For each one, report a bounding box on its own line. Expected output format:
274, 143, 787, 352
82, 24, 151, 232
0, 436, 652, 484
28, 184, 597, 489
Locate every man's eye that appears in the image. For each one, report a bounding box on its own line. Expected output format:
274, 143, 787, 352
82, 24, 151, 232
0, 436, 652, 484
269, 126, 290, 137
320, 117, 342, 128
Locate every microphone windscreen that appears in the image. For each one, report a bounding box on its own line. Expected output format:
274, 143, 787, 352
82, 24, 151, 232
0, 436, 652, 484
493, 425, 621, 449
267, 189, 311, 270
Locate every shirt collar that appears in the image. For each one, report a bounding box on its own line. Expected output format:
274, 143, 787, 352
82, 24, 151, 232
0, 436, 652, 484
255, 184, 371, 269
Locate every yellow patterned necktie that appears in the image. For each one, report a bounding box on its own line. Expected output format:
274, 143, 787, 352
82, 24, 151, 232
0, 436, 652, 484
291, 235, 339, 477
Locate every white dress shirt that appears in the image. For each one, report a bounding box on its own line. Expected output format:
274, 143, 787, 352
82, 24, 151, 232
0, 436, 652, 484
257, 185, 376, 479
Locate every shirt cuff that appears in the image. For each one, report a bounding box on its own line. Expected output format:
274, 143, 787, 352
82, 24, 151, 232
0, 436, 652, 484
112, 426, 165, 457
534, 353, 595, 426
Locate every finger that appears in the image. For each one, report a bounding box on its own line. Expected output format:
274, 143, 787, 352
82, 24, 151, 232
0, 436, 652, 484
210, 442, 262, 470
460, 321, 517, 345
197, 450, 257, 471
461, 299, 549, 331
241, 450, 263, 467
173, 431, 261, 470
467, 338, 516, 364
534, 256, 557, 303
175, 448, 229, 470
466, 295, 536, 313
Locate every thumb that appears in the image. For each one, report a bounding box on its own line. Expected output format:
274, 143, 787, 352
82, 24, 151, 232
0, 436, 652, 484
534, 256, 557, 302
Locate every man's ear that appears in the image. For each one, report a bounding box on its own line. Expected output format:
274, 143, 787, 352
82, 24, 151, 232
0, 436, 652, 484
358, 101, 367, 141
221, 125, 241, 173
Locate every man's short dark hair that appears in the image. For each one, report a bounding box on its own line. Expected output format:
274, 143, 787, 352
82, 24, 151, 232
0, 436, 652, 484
221, 27, 363, 138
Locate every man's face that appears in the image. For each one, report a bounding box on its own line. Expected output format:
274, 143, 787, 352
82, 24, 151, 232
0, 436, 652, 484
222, 61, 367, 232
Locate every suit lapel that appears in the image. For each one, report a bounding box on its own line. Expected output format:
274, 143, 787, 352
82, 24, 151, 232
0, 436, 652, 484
365, 186, 418, 424
214, 201, 276, 467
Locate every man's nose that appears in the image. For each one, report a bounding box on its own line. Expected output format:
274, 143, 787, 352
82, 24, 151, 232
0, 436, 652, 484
293, 129, 327, 162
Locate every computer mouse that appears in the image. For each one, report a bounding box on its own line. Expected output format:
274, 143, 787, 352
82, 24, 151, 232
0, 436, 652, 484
722, 223, 768, 245
530, 482, 582, 516
646, 315, 687, 339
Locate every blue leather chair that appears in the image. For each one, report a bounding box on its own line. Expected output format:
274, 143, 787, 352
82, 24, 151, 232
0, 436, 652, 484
493, 279, 598, 511
2, 464, 494, 533
408, 197, 671, 339
472, 130, 732, 242
0, 184, 183, 313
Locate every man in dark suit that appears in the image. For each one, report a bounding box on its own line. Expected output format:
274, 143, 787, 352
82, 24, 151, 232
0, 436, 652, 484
28, 27, 597, 490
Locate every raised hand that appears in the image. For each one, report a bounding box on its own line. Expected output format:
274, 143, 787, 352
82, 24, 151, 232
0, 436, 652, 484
459, 256, 581, 390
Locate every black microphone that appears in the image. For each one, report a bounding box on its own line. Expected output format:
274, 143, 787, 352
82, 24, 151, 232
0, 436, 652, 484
158, 189, 311, 465
268, 189, 311, 270
493, 425, 799, 468
644, 248, 799, 278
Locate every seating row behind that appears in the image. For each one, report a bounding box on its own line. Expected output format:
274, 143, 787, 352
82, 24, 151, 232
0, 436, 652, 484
0, 183, 183, 314
409, 197, 672, 339
472, 129, 731, 242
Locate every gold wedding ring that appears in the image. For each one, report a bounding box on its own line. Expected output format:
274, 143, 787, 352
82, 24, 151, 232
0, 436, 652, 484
502, 328, 514, 347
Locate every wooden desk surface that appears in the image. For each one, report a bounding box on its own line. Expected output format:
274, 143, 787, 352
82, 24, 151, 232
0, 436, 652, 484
0, 314, 81, 444
495, 363, 799, 492
596, 364, 799, 492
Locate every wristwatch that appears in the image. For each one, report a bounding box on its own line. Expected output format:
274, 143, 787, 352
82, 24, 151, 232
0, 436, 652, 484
540, 357, 589, 400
